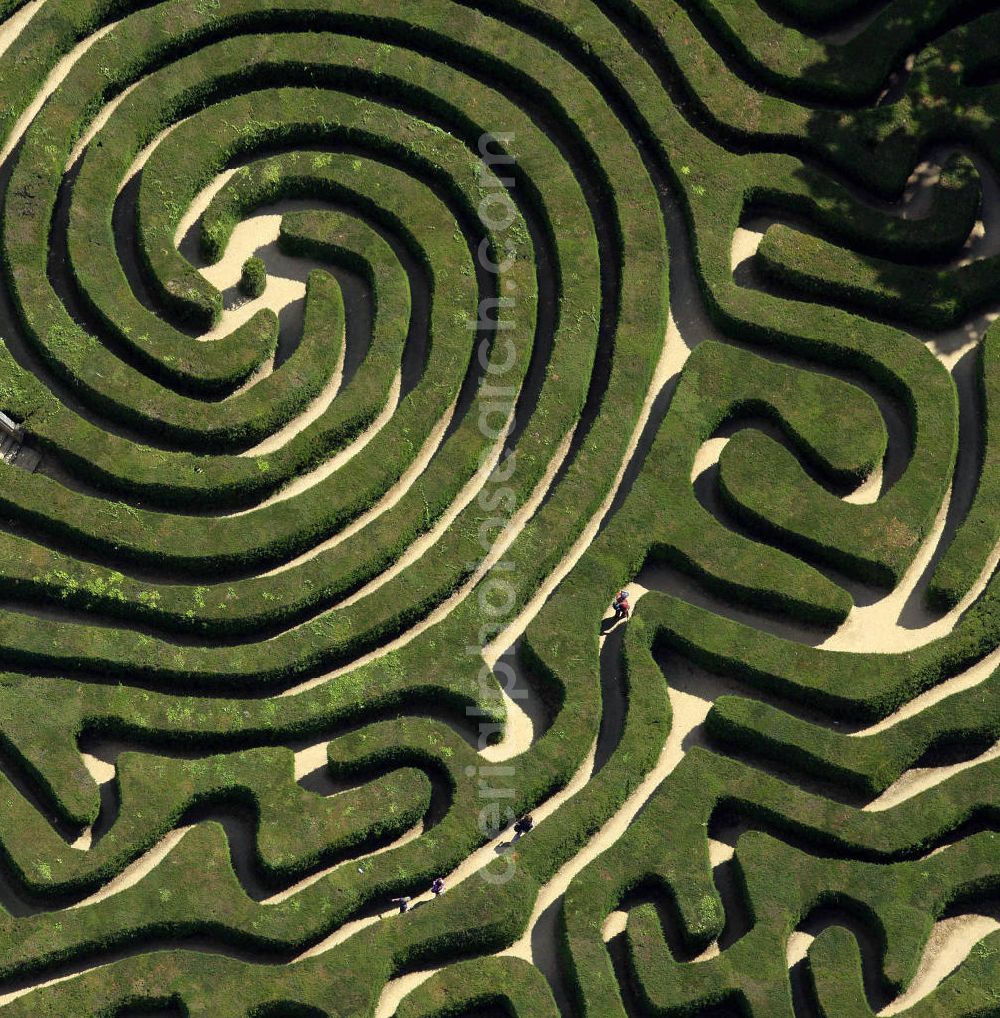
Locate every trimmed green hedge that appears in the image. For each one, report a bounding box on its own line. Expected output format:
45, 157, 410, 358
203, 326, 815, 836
239, 256, 267, 298
0, 744, 431, 899
748, 151, 981, 264
756, 220, 1000, 329
706, 654, 1000, 799
718, 428, 911, 587
396, 957, 561, 1017
678, 0, 982, 104
929, 321, 1000, 607
0, 0, 996, 1015
5, 143, 470, 543
624, 826, 995, 1015
0, 3, 674, 1009
623, 339, 884, 624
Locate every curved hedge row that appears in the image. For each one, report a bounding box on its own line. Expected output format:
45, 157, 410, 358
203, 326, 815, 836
929, 322, 1000, 607
756, 220, 1000, 329
0, 0, 994, 1014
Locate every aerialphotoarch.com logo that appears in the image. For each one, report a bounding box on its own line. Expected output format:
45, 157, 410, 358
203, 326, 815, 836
465, 131, 528, 885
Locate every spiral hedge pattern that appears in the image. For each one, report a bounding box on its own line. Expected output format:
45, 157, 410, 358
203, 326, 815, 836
0, 0, 998, 1014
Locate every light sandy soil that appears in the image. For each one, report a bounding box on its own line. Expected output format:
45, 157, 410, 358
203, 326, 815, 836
820, 488, 955, 653
373, 585, 733, 1013
70, 829, 93, 851
843, 463, 883, 504
857, 640, 1000, 738
279, 426, 575, 699
199, 216, 310, 344
955, 152, 1000, 264
0, 0, 42, 61
66, 79, 140, 170
373, 969, 438, 1018
118, 120, 181, 194
69, 752, 116, 851
262, 399, 456, 575
8, 11, 1000, 1011
708, 837, 735, 867
482, 312, 686, 664
230, 372, 402, 515
0, 965, 105, 1009
261, 821, 426, 907
177, 204, 352, 460
477, 677, 539, 764
786, 929, 814, 967
70, 826, 194, 909
293, 741, 330, 781
498, 611, 716, 968
81, 752, 115, 785
242, 342, 345, 457
865, 739, 1000, 812
0, 18, 118, 167
337, 412, 526, 610
299, 738, 600, 966
730, 224, 765, 272
690, 436, 729, 484
602, 876, 720, 965
174, 169, 239, 252
691, 940, 721, 963
369, 313, 723, 1014
926, 310, 996, 370
878, 913, 1000, 1015
602, 909, 628, 940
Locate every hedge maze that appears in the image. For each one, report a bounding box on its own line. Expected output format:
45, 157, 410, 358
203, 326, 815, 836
0, 0, 998, 1014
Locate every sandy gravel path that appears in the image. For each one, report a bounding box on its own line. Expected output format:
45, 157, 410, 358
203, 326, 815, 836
262, 400, 456, 575
337, 412, 526, 610
227, 371, 401, 516
865, 739, 1000, 812
68, 826, 194, 909
0, 0, 42, 61
0, 6, 113, 168
483, 313, 684, 664
278, 425, 574, 699
878, 913, 1000, 1015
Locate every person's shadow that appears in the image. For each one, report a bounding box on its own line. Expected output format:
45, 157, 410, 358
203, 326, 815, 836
495, 824, 533, 853
600, 613, 625, 635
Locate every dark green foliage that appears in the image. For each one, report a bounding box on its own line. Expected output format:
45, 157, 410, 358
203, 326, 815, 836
239, 255, 267, 298
0, 0, 996, 1016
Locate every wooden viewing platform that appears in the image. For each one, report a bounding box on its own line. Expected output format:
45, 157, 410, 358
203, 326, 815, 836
0, 412, 39, 472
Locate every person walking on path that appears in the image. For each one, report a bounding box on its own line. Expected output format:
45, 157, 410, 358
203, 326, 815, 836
391, 895, 412, 914
612, 590, 631, 622
430, 877, 445, 897
513, 814, 534, 839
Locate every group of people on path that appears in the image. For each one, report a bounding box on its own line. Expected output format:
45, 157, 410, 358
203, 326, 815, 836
385, 589, 633, 920
385, 586, 631, 922
391, 876, 446, 915
387, 813, 536, 915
